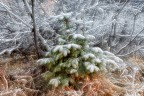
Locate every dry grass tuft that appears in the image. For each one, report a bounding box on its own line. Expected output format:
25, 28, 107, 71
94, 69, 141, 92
1, 56, 144, 96
0, 57, 40, 96
46, 74, 124, 96
80, 74, 124, 96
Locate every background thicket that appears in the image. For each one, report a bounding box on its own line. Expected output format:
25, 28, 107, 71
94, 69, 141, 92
0, 0, 144, 96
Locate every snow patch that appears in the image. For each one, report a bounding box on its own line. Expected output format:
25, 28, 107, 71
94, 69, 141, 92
37, 58, 53, 65
73, 34, 85, 39
87, 64, 99, 73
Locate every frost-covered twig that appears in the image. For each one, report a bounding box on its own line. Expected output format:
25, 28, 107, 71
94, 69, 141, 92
108, 0, 130, 50
116, 27, 144, 55
23, 0, 32, 15
0, 2, 32, 28
37, 31, 50, 50
117, 46, 144, 57
0, 44, 21, 55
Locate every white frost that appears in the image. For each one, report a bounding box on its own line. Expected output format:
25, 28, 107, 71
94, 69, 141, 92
53, 45, 63, 52
85, 35, 96, 40
104, 51, 115, 56
73, 34, 85, 39
84, 62, 91, 67
91, 47, 103, 53
70, 69, 77, 74
113, 56, 123, 63
65, 44, 81, 49
63, 50, 68, 56
83, 53, 96, 59
93, 58, 101, 63
49, 77, 61, 87
58, 38, 66, 43
37, 58, 53, 65
106, 59, 119, 69
87, 64, 99, 73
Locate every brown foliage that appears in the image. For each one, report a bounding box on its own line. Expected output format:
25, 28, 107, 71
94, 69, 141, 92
46, 74, 124, 96
0, 62, 8, 91
0, 58, 40, 96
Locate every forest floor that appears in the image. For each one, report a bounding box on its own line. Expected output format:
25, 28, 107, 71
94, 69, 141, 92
0, 55, 144, 96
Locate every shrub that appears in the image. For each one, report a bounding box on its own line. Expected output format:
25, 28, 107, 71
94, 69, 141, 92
37, 16, 124, 88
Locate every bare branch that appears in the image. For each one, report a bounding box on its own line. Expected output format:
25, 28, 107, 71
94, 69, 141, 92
0, 44, 21, 55
116, 26, 144, 54
0, 2, 32, 28
117, 46, 144, 57
23, 0, 32, 15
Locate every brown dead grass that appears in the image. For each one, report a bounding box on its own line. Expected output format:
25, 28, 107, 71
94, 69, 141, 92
1, 56, 144, 96
80, 74, 121, 96
0, 56, 40, 96
128, 56, 144, 65
46, 74, 124, 96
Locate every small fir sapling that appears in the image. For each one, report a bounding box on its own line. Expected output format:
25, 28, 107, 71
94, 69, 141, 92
37, 15, 124, 87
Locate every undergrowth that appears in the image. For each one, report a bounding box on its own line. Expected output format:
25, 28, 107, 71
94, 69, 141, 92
0, 56, 144, 96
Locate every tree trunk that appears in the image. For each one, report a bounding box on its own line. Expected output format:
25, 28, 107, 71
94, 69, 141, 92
31, 0, 40, 58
